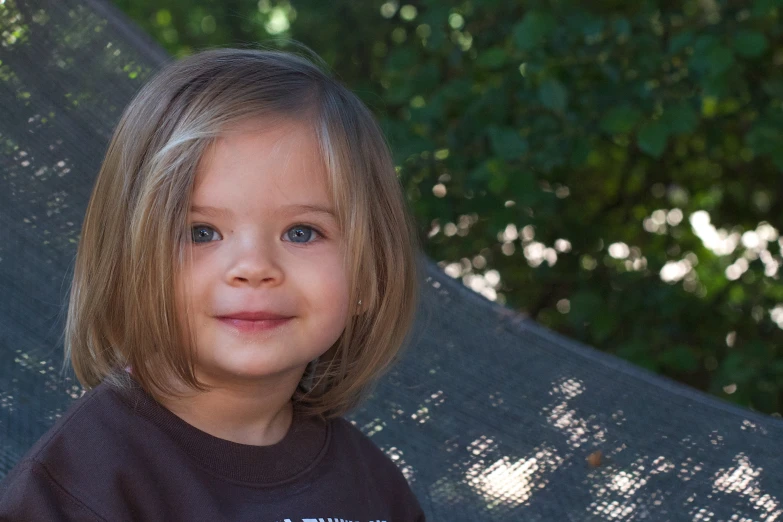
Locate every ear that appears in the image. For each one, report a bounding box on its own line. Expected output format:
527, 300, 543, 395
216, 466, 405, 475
354, 298, 368, 315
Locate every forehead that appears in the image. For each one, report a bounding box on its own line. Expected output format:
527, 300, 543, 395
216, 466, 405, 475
192, 118, 330, 209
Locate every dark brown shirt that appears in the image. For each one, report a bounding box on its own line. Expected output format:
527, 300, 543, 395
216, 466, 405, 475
0, 377, 425, 521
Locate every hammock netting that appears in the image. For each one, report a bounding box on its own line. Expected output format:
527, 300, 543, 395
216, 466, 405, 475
1, 0, 782, 520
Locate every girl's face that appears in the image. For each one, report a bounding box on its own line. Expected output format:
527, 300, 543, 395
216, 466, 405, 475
176, 118, 350, 388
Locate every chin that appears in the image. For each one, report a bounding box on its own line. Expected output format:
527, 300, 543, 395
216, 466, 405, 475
192, 336, 327, 384
200, 356, 307, 383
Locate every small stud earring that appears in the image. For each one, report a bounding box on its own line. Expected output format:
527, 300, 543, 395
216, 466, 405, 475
357, 299, 363, 306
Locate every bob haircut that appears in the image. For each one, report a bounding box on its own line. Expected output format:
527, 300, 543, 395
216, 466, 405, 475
65, 48, 421, 418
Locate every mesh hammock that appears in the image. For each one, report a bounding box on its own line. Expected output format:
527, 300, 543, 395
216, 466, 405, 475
1, 0, 782, 520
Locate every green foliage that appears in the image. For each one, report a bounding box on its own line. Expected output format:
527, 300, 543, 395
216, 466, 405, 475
538, 79, 567, 113
732, 30, 768, 58
488, 126, 527, 161
512, 10, 556, 50
600, 105, 642, 135
113, 0, 783, 416
637, 121, 668, 158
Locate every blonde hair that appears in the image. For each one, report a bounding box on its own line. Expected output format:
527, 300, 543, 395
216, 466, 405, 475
65, 48, 421, 418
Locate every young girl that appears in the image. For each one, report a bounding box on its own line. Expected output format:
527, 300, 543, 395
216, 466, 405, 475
0, 48, 424, 521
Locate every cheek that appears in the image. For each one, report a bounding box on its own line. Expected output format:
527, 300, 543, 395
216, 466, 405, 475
306, 257, 350, 311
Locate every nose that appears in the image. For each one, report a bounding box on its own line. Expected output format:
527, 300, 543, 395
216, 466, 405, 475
225, 237, 284, 288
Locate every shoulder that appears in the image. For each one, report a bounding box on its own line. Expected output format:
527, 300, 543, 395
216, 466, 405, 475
19, 379, 134, 466
329, 417, 399, 468
328, 417, 425, 517
0, 380, 141, 521
0, 449, 107, 521
19, 383, 117, 459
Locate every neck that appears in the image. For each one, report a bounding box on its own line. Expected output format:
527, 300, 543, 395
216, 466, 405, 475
158, 371, 301, 446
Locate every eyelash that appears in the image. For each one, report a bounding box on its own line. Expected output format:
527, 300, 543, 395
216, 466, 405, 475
190, 224, 324, 245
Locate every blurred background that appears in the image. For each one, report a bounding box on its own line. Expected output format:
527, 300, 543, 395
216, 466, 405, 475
111, 0, 783, 417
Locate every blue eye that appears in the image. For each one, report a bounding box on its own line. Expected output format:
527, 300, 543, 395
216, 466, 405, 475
286, 225, 320, 243
191, 225, 222, 243
190, 224, 320, 244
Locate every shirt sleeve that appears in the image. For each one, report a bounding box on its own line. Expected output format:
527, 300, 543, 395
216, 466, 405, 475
0, 460, 106, 521
411, 496, 427, 522
388, 457, 427, 521
405, 481, 427, 521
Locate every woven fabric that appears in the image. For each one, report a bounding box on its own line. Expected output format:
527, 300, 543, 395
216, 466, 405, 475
1, 0, 782, 519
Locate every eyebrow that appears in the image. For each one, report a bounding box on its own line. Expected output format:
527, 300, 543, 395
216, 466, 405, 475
190, 204, 336, 218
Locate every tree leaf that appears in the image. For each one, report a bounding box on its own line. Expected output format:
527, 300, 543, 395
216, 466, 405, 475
668, 30, 693, 54
470, 159, 507, 194
662, 102, 699, 135
488, 126, 528, 160
637, 121, 669, 158
487, 169, 508, 195
746, 122, 783, 156
660, 345, 699, 372
707, 44, 734, 76
568, 290, 602, 327
512, 10, 556, 51
538, 78, 568, 112
574, 12, 604, 37
386, 47, 416, 70
752, 0, 777, 16
592, 308, 617, 343
733, 30, 768, 58
476, 47, 506, 70
570, 137, 591, 167
689, 35, 719, 73
599, 105, 642, 134
613, 17, 631, 38
508, 169, 538, 203
440, 78, 472, 100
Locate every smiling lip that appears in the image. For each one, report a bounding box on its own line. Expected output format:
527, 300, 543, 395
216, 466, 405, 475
218, 311, 291, 321
216, 311, 293, 334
